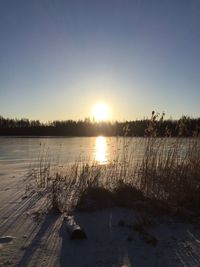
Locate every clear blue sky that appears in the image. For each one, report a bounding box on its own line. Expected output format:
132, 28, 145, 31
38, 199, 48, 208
0, 0, 200, 121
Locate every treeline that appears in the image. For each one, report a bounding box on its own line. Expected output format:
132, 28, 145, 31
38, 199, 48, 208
0, 115, 200, 137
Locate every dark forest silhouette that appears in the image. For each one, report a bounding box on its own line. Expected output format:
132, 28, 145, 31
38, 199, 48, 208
0, 115, 200, 137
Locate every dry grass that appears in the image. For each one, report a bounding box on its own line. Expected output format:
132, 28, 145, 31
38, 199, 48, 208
30, 113, 200, 217
139, 135, 200, 209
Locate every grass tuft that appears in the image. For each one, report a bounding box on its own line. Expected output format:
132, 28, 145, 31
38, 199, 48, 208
30, 112, 200, 219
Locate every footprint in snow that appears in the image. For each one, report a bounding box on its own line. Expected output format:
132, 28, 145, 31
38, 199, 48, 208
0, 236, 14, 244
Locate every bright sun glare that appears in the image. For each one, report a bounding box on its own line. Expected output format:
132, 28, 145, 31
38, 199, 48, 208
92, 102, 111, 121
95, 136, 107, 164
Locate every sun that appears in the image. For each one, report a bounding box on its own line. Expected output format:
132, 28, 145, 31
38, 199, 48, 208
92, 102, 111, 121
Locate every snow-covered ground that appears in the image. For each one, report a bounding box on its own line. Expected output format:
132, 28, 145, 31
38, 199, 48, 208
1, 165, 200, 267
0, 136, 200, 267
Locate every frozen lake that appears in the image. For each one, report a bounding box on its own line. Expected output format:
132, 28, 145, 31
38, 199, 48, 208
0, 136, 192, 177
0, 136, 144, 175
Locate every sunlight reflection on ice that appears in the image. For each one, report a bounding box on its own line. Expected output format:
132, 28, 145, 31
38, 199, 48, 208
95, 136, 107, 164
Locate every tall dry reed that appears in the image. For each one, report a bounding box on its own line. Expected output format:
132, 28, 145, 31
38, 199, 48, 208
30, 113, 200, 212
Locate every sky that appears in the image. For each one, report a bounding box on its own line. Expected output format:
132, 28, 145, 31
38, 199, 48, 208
0, 0, 200, 121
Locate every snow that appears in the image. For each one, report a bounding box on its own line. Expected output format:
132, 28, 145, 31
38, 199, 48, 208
1, 163, 200, 266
